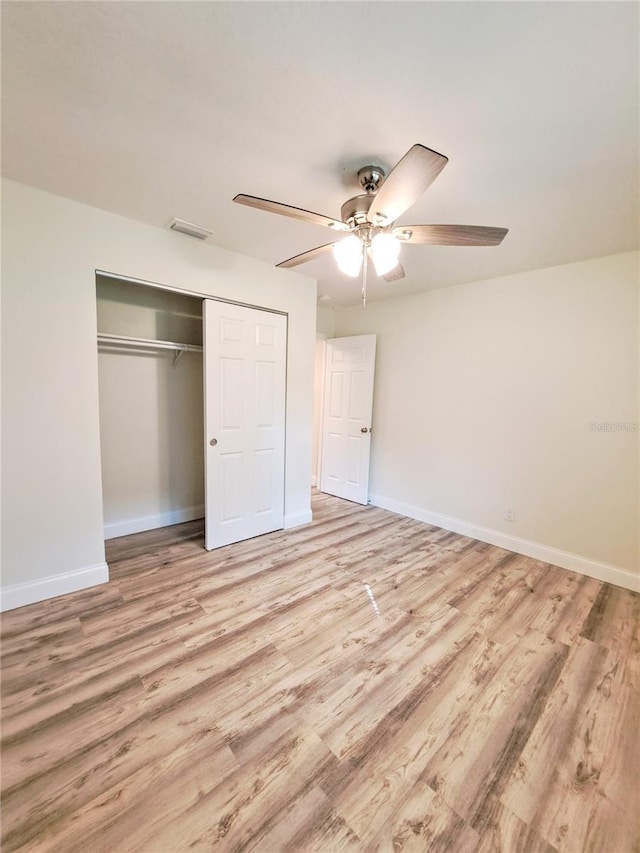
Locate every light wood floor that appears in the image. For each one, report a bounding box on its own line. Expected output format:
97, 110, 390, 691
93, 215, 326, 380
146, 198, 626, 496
1, 492, 639, 853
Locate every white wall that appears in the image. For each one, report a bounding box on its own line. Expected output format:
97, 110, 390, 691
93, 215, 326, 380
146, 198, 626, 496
97, 278, 205, 537
333, 252, 639, 586
1, 179, 317, 610
316, 307, 336, 337
98, 352, 205, 538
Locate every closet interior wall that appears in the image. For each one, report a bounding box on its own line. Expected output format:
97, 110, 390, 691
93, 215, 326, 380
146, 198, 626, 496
96, 275, 205, 539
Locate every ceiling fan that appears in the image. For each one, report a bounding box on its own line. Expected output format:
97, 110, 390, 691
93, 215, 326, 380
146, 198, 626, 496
234, 143, 508, 305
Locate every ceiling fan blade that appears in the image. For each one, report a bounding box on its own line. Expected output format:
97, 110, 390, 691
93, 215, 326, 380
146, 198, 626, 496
393, 224, 508, 246
368, 144, 448, 226
234, 194, 349, 231
276, 241, 339, 269
383, 261, 405, 282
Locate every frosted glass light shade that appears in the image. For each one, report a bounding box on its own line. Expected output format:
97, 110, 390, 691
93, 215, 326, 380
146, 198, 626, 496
333, 236, 363, 277
371, 233, 401, 276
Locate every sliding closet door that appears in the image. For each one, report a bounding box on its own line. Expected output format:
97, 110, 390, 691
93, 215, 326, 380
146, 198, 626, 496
203, 301, 287, 550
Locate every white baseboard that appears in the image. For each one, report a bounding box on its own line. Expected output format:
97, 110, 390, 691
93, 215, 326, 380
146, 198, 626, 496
284, 509, 313, 529
311, 474, 318, 488
0, 562, 110, 612
104, 505, 205, 540
369, 494, 640, 593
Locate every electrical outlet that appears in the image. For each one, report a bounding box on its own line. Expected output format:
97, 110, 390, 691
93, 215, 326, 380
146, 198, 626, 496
505, 508, 517, 523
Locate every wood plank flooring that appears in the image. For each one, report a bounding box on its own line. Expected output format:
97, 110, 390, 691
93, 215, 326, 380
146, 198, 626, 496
1, 492, 639, 852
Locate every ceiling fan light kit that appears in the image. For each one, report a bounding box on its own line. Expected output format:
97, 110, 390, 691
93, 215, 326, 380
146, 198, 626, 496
333, 236, 363, 277
233, 143, 508, 306
371, 232, 401, 276
332, 231, 401, 278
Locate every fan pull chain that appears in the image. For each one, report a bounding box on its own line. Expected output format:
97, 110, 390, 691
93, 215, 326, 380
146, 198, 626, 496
361, 243, 368, 308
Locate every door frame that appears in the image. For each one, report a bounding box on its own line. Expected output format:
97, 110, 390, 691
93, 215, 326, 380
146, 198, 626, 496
312, 332, 328, 488
96, 269, 287, 318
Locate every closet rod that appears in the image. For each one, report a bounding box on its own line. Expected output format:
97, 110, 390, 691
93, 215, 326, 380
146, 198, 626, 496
97, 333, 203, 353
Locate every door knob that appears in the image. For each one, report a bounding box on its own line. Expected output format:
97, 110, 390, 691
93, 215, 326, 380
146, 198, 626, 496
209, 438, 218, 447
360, 427, 370, 434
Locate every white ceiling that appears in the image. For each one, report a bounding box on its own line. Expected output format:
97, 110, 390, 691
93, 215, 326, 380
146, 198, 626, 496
2, 1, 638, 306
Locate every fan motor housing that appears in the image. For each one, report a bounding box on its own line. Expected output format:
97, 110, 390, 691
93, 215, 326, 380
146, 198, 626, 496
341, 193, 375, 227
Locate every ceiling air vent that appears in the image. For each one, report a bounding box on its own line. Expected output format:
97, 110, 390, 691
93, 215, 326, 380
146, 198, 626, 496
167, 217, 212, 240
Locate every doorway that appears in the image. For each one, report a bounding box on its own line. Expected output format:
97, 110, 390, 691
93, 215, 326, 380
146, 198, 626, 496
96, 274, 205, 539
96, 274, 288, 552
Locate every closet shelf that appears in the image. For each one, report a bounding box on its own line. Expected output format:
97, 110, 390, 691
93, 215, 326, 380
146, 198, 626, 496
97, 333, 203, 354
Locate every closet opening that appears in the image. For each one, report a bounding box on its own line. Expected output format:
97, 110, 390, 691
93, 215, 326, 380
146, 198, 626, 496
96, 273, 205, 546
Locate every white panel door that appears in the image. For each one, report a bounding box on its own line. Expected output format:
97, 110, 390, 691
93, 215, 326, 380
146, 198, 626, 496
204, 300, 286, 550
320, 334, 376, 504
